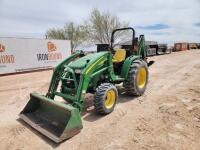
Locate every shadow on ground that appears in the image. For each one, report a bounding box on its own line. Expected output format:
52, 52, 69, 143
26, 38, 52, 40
82, 86, 137, 122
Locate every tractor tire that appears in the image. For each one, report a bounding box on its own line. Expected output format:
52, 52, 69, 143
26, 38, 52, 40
123, 60, 148, 96
94, 83, 118, 115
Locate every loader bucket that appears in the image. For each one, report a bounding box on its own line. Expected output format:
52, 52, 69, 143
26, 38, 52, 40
19, 93, 83, 143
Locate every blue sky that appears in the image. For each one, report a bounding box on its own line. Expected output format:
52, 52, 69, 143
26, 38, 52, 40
195, 23, 200, 27
0, 0, 200, 45
136, 24, 171, 30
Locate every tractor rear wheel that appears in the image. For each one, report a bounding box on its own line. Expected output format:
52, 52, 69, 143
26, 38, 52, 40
94, 83, 118, 115
123, 60, 148, 96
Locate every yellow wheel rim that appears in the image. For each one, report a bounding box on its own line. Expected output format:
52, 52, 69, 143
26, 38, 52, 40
137, 67, 147, 89
104, 90, 116, 109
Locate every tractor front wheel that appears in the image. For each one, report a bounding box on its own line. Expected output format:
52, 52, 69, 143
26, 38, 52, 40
94, 83, 118, 115
123, 60, 148, 96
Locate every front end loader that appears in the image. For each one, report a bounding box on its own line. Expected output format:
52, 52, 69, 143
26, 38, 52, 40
19, 27, 150, 143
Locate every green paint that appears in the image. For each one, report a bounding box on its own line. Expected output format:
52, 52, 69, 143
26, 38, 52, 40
20, 27, 148, 143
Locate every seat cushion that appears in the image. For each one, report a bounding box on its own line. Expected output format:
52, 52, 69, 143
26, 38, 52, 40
112, 49, 126, 63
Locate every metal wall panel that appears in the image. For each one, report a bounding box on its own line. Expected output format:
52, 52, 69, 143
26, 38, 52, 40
0, 38, 71, 75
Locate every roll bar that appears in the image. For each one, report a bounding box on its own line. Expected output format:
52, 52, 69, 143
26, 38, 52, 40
110, 27, 135, 50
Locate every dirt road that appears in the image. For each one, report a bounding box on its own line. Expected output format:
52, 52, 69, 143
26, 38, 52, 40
0, 50, 200, 150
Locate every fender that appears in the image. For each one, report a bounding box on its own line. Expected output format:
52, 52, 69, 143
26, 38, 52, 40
120, 55, 141, 78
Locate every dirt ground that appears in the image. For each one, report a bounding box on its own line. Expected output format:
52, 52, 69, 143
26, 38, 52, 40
0, 50, 200, 150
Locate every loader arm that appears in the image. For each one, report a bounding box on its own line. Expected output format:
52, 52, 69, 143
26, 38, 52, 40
44, 51, 114, 111
46, 52, 83, 99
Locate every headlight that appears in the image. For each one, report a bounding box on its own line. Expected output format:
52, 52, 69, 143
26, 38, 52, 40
75, 69, 82, 74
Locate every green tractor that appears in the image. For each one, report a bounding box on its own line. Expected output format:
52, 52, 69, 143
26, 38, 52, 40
19, 27, 150, 143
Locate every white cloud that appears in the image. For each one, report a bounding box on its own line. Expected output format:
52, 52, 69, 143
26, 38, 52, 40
0, 0, 199, 44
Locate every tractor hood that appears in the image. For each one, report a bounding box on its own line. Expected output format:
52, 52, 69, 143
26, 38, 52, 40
68, 52, 108, 69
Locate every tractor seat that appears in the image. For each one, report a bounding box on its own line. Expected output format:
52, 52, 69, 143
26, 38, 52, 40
112, 49, 126, 63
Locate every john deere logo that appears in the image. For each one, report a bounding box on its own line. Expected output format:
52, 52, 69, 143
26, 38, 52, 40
47, 41, 57, 52
0, 43, 5, 52
37, 41, 62, 61
0, 43, 15, 64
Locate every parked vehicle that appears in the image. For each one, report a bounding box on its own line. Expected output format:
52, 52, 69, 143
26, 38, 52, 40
19, 27, 151, 143
188, 43, 198, 49
174, 43, 188, 51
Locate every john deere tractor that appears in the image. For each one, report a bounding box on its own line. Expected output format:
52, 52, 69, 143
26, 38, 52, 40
19, 27, 149, 143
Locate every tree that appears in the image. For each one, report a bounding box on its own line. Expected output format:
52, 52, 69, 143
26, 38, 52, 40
46, 22, 86, 51
83, 8, 129, 45
46, 9, 129, 51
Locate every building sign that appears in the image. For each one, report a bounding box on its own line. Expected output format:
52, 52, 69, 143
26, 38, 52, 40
0, 38, 71, 74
